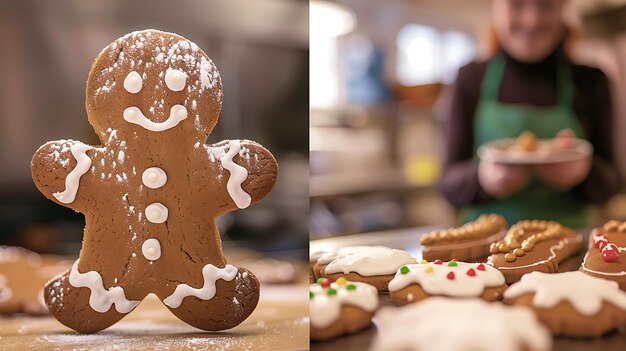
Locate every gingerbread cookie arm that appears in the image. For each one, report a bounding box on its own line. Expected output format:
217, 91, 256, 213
207, 139, 278, 214
31, 140, 95, 212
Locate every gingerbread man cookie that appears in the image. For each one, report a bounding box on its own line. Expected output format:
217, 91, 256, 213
580, 220, 626, 290
31, 30, 278, 333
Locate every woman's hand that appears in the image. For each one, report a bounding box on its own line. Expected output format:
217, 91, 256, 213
478, 160, 530, 199
533, 156, 592, 191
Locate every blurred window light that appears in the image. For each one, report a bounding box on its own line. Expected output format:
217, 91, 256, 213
310, 1, 356, 108
397, 24, 475, 86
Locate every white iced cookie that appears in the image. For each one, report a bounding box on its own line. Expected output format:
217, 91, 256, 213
145, 203, 168, 224
165, 69, 187, 91
388, 261, 505, 301
123, 71, 142, 94
318, 246, 416, 277
142, 167, 167, 189
505, 271, 626, 315
310, 278, 378, 340
372, 298, 551, 351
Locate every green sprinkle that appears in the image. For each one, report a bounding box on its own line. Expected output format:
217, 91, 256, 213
447, 261, 458, 267
346, 284, 357, 291
316, 277, 325, 284
327, 288, 337, 296
310, 291, 314, 299
400, 266, 410, 274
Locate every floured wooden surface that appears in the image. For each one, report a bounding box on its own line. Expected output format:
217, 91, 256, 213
0, 284, 309, 350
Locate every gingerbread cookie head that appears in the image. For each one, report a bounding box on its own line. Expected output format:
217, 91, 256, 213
31, 29, 278, 333
86, 30, 223, 143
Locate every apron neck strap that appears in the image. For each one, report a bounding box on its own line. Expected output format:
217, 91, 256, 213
479, 51, 574, 109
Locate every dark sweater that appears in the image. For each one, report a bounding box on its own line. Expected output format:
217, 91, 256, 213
439, 47, 621, 208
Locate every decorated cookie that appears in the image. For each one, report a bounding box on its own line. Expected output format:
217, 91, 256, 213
372, 297, 551, 351
313, 246, 417, 291
487, 220, 582, 284
388, 260, 506, 305
30, 30, 278, 333
504, 271, 626, 337
310, 278, 379, 341
0, 247, 70, 315
420, 214, 507, 262
310, 248, 332, 282
580, 220, 626, 290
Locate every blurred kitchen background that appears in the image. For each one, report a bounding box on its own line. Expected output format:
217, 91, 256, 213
0, 0, 309, 259
310, 0, 626, 239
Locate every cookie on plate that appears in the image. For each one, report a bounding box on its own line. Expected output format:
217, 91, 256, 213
313, 246, 416, 291
580, 220, 626, 290
504, 271, 626, 337
487, 220, 582, 284
0, 246, 70, 315
388, 260, 506, 305
372, 297, 551, 351
420, 214, 507, 262
310, 278, 378, 341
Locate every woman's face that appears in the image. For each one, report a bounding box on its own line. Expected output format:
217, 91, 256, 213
491, 0, 566, 63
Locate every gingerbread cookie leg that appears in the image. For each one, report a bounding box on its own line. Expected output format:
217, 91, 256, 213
45, 266, 137, 333
162, 266, 259, 331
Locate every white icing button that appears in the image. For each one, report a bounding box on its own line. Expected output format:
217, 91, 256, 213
165, 69, 187, 91
145, 203, 168, 224
142, 167, 167, 189
123, 71, 143, 94
141, 238, 161, 261
124, 108, 137, 120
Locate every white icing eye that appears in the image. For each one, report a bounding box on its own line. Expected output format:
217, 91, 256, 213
142, 167, 167, 188
142, 238, 161, 261
145, 203, 168, 223
165, 69, 187, 91
123, 71, 143, 94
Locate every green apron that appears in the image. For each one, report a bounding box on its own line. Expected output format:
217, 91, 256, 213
460, 52, 588, 228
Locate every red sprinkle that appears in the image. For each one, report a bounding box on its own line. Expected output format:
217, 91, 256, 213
602, 244, 620, 263
434, 260, 443, 265
446, 272, 455, 280
321, 279, 332, 288
477, 263, 486, 271
466, 268, 476, 277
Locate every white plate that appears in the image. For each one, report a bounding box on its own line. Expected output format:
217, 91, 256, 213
477, 138, 593, 165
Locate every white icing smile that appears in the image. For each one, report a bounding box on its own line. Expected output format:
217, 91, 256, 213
123, 105, 187, 132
